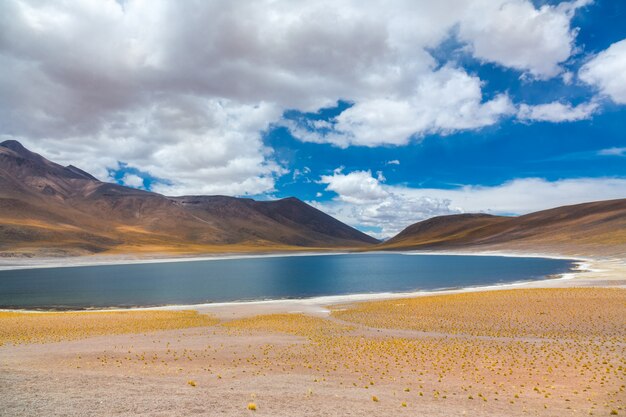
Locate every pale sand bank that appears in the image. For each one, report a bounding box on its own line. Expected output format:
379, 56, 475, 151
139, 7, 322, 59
1, 286, 624, 417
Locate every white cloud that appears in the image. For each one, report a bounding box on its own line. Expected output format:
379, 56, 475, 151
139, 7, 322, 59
0, 0, 593, 192
319, 169, 389, 204
579, 38, 626, 104
386, 160, 400, 165
121, 173, 144, 189
413, 177, 626, 214
458, 0, 591, 79
598, 147, 626, 157
562, 71, 574, 85
317, 169, 626, 237
16, 97, 286, 196
288, 66, 515, 147
517, 101, 598, 122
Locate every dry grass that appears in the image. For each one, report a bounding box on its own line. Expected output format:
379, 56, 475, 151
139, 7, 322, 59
2, 288, 624, 415
222, 289, 626, 414
332, 288, 626, 340
0, 310, 218, 345
223, 313, 352, 338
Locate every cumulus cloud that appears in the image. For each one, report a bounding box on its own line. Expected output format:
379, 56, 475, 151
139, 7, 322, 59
579, 38, 626, 104
316, 169, 626, 238
319, 169, 389, 204
315, 170, 460, 237
517, 101, 598, 122
121, 173, 144, 189
0, 0, 592, 192
288, 66, 515, 147
458, 0, 591, 79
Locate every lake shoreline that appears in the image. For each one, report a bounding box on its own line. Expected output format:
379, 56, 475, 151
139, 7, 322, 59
0, 254, 595, 316
2, 254, 624, 417
0, 248, 588, 271
2, 283, 624, 417
1, 250, 622, 318
191, 256, 626, 320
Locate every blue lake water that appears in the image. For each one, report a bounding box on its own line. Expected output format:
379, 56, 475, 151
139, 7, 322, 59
0, 253, 575, 310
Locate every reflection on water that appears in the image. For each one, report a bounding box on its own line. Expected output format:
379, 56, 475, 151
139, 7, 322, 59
0, 253, 574, 310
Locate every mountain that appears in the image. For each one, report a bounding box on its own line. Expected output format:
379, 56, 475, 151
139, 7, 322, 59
0, 140, 378, 257
2, 140, 622, 259
381, 199, 626, 257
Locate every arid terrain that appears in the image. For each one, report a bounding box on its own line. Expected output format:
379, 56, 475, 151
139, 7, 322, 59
0, 140, 377, 258
1, 1, 624, 416
2, 140, 626, 260
1, 140, 625, 417
380, 199, 626, 258
1, 259, 624, 417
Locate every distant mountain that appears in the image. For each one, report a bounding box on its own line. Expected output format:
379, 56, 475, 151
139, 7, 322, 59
0, 140, 378, 257
381, 199, 626, 257
2, 140, 622, 259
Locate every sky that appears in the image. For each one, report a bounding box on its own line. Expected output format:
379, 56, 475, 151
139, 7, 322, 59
1, 0, 625, 238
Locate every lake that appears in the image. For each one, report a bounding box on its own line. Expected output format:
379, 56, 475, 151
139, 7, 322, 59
0, 253, 575, 310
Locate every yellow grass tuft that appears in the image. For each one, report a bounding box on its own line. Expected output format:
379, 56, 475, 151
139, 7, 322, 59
332, 288, 626, 340
223, 313, 352, 338
215, 288, 626, 414
0, 310, 218, 345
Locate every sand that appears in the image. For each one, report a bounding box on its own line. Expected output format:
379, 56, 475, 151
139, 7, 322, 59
0, 250, 350, 271
0, 254, 624, 416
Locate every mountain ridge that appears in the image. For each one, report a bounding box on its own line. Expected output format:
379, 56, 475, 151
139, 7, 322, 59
1, 141, 623, 259
0, 141, 378, 257
381, 199, 626, 257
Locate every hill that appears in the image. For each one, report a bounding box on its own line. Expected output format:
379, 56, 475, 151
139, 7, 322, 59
0, 140, 378, 257
381, 199, 626, 257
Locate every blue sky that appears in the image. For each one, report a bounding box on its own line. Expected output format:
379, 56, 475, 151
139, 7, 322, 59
1, 0, 625, 237
261, 0, 626, 235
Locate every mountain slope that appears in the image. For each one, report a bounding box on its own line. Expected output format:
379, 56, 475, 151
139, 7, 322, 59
173, 196, 378, 247
382, 199, 626, 257
0, 141, 378, 257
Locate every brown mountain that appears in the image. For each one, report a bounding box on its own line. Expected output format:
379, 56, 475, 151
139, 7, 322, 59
0, 140, 378, 257
381, 199, 626, 257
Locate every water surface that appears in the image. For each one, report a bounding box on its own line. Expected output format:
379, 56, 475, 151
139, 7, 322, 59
0, 253, 575, 310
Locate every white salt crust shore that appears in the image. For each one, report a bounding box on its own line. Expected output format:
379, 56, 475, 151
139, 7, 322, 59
0, 251, 352, 271
0, 249, 588, 271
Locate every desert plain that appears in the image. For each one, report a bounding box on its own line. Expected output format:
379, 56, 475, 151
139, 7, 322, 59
0, 256, 624, 417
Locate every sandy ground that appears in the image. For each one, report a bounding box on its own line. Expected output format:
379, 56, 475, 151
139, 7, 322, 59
0, 255, 624, 416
